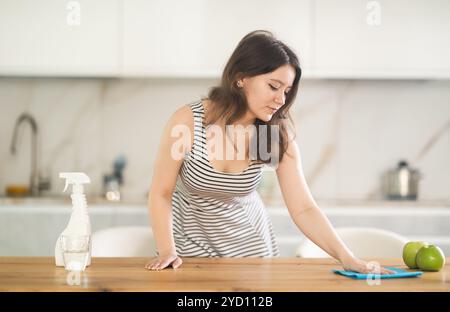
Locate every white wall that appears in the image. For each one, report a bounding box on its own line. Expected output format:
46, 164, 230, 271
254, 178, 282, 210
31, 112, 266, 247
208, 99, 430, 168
0, 77, 449, 201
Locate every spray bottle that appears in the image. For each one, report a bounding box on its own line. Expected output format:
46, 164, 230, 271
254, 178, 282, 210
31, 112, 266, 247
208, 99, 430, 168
55, 172, 92, 267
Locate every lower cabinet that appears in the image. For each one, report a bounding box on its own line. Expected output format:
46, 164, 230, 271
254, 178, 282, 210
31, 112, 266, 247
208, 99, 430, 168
0, 204, 449, 257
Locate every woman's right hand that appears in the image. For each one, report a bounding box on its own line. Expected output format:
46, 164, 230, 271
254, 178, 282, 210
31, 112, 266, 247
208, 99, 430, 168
144, 253, 182, 270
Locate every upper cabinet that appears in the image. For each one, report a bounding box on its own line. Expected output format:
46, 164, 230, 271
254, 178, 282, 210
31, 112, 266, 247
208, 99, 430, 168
0, 0, 120, 76
1, 0, 449, 79
313, 0, 450, 79
122, 0, 313, 77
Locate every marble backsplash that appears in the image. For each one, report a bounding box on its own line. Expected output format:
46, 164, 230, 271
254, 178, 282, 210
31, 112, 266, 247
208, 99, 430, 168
0, 77, 449, 201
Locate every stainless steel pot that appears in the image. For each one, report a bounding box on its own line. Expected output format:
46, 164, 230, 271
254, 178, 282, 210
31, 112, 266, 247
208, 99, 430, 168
382, 160, 422, 200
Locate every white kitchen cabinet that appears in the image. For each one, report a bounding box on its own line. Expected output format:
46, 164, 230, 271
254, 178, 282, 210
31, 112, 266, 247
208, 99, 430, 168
313, 0, 450, 79
122, 0, 313, 77
2, 1, 448, 79
0, 0, 120, 76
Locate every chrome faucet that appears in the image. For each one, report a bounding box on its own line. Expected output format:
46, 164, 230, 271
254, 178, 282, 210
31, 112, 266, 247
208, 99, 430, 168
10, 113, 44, 196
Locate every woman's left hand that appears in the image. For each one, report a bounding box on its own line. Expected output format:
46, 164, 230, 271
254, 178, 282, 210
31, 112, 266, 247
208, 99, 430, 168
340, 256, 397, 275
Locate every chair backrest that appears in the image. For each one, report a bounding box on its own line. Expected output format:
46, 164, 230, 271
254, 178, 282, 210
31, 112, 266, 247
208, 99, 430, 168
91, 226, 157, 257
295, 227, 408, 258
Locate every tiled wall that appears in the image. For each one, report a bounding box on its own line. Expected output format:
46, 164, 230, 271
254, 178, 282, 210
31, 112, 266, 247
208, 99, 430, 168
0, 78, 449, 201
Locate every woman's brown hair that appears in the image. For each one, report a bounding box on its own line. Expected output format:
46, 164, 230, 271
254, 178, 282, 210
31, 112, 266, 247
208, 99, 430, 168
204, 30, 302, 166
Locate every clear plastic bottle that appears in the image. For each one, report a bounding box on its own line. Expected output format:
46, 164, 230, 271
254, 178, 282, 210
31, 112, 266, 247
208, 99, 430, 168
55, 172, 92, 268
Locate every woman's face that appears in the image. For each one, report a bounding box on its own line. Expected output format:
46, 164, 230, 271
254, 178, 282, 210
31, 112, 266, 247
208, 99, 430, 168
241, 64, 296, 122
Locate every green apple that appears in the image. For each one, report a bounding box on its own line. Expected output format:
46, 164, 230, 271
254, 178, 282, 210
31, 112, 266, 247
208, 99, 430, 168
403, 241, 429, 269
416, 245, 446, 272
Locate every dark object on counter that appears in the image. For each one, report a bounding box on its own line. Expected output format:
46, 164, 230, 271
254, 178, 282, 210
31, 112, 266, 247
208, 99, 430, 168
382, 160, 422, 200
103, 154, 127, 201
112, 154, 126, 185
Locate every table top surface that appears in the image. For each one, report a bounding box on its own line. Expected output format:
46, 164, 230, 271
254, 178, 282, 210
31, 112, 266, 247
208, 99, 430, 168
0, 257, 448, 292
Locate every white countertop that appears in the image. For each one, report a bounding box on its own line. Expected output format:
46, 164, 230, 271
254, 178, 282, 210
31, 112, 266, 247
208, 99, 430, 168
0, 195, 449, 209
1, 196, 449, 217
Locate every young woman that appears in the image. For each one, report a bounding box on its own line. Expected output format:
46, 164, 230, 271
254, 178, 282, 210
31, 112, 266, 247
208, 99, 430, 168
145, 30, 395, 275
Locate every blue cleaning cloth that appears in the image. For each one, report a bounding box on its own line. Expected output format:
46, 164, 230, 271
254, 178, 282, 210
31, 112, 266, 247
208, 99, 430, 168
332, 266, 422, 279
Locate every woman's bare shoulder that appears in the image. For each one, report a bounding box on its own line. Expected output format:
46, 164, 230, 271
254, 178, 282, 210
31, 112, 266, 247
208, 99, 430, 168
163, 103, 196, 153
168, 103, 195, 128
171, 100, 211, 125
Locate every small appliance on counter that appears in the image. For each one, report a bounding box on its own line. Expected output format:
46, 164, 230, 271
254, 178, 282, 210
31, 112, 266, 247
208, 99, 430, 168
103, 154, 127, 201
382, 160, 423, 200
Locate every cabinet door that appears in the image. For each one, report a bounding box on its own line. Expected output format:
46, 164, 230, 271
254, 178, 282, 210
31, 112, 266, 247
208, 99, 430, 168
123, 0, 312, 77
314, 0, 450, 78
0, 0, 120, 76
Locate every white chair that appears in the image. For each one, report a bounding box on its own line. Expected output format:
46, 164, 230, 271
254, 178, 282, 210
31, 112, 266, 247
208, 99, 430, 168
295, 227, 408, 258
91, 226, 157, 257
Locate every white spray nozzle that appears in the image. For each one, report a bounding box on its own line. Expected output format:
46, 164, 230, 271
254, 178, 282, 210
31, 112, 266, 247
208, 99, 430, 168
59, 172, 91, 193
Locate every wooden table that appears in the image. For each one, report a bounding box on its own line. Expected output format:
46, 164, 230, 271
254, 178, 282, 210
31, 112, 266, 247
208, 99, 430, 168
0, 257, 448, 292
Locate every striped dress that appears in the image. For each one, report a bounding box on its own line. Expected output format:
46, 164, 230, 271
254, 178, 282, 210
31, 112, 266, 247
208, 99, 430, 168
171, 100, 280, 257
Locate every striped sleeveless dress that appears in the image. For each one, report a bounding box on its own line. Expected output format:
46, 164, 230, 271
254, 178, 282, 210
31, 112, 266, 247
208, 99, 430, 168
171, 100, 280, 258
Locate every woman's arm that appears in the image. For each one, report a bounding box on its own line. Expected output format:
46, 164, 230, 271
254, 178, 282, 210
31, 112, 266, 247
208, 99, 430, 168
276, 139, 395, 274
145, 105, 194, 270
